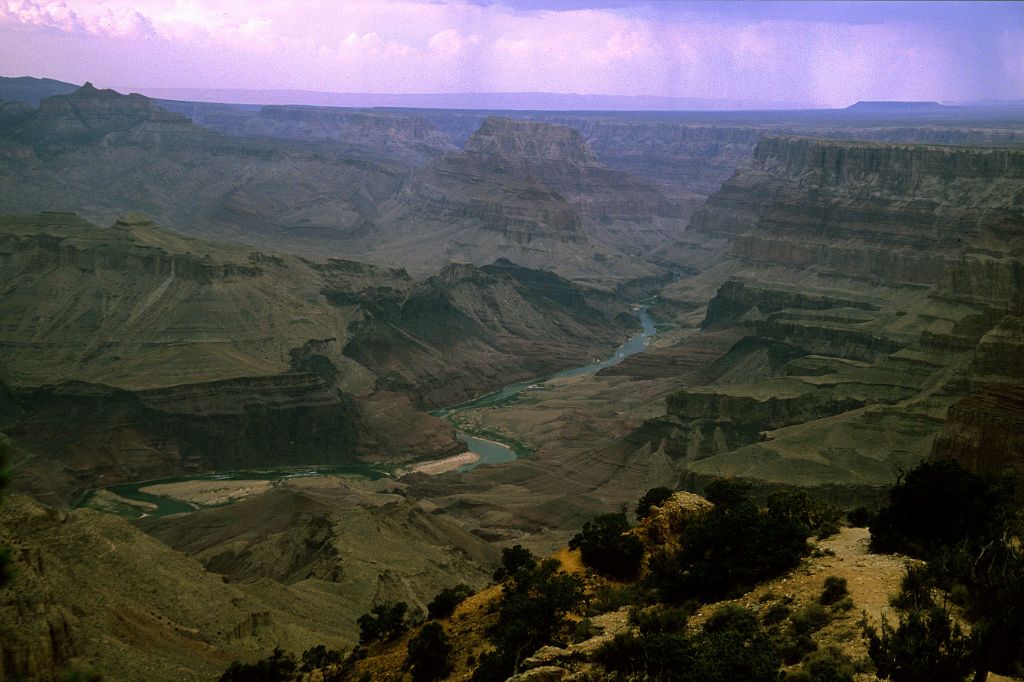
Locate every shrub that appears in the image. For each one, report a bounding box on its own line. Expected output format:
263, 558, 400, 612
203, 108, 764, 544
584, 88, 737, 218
863, 606, 973, 682
300, 644, 341, 671
427, 584, 474, 619
492, 544, 536, 582
636, 486, 674, 519
889, 565, 935, 611
847, 506, 874, 528
630, 604, 696, 635
220, 648, 297, 682
762, 602, 791, 626
357, 602, 408, 644
597, 605, 780, 682
819, 576, 849, 606
801, 646, 856, 682
472, 558, 584, 680
767, 490, 841, 539
407, 622, 452, 682
790, 604, 831, 636
569, 512, 644, 580
646, 479, 811, 603
587, 582, 645, 615
869, 460, 1014, 558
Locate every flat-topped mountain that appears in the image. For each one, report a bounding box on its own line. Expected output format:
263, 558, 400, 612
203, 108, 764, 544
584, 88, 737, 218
463, 116, 598, 165
370, 116, 700, 282
845, 100, 949, 111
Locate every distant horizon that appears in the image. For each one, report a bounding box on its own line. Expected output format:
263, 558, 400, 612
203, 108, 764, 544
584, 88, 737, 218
9, 74, 1022, 113
2, 1, 1022, 110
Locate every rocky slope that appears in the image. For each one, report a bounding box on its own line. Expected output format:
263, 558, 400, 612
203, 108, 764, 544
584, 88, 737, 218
635, 137, 1024, 493
0, 85, 411, 258
0, 482, 496, 681
931, 383, 1024, 499
0, 212, 635, 503
181, 103, 457, 164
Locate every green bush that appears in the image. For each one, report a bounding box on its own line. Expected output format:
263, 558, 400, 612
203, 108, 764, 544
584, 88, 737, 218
636, 486, 674, 519
790, 603, 831, 636
597, 605, 780, 682
427, 584, 474, 619
492, 544, 536, 582
889, 566, 935, 611
863, 606, 973, 682
801, 645, 856, 682
300, 644, 341, 671
646, 479, 811, 603
767, 490, 841, 539
407, 622, 452, 682
220, 648, 297, 682
357, 602, 408, 644
762, 602, 791, 626
630, 604, 696, 635
587, 582, 645, 615
819, 576, 849, 606
847, 506, 874, 528
569, 512, 645, 580
471, 558, 584, 680
870, 460, 1014, 558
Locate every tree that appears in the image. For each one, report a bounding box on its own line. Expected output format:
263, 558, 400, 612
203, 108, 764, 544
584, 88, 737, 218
636, 487, 674, 519
870, 460, 1014, 557
220, 648, 297, 682
427, 583, 474, 619
492, 544, 536, 582
407, 622, 452, 682
569, 512, 644, 580
357, 602, 408, 644
868, 460, 1023, 681
472, 558, 584, 680
300, 644, 341, 671
863, 606, 973, 682
646, 479, 810, 602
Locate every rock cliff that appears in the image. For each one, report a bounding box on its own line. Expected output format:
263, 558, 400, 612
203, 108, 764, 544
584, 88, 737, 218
373, 116, 699, 282
931, 383, 1024, 500
638, 136, 1024, 494
234, 106, 455, 162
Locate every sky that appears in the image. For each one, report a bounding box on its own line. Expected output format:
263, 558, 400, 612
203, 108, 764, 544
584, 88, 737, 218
1, 0, 1022, 108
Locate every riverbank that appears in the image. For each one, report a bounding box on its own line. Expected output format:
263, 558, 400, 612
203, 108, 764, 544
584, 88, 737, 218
139, 479, 274, 507
399, 451, 481, 476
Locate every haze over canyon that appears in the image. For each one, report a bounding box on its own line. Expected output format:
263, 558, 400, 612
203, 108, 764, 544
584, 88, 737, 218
1, 3, 1023, 679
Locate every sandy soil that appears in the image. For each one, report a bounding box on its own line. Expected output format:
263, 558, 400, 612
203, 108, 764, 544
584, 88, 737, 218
139, 479, 273, 506
400, 451, 480, 476
86, 489, 158, 514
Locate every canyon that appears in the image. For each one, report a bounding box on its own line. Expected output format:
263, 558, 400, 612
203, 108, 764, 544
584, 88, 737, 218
1, 75, 1024, 679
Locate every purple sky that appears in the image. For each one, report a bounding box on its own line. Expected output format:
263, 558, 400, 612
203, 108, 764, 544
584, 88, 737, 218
1, 1, 1022, 108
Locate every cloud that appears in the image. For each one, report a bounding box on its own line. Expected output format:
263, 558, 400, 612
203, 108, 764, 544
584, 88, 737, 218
1, 0, 156, 38
0, 0, 1021, 105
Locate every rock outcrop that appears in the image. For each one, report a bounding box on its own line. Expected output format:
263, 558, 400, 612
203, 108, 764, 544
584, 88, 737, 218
232, 105, 455, 162
931, 383, 1024, 500
372, 116, 699, 282
636, 137, 1024, 494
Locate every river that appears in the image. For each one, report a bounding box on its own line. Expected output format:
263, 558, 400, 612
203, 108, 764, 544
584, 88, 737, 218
85, 307, 656, 517
451, 306, 657, 471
